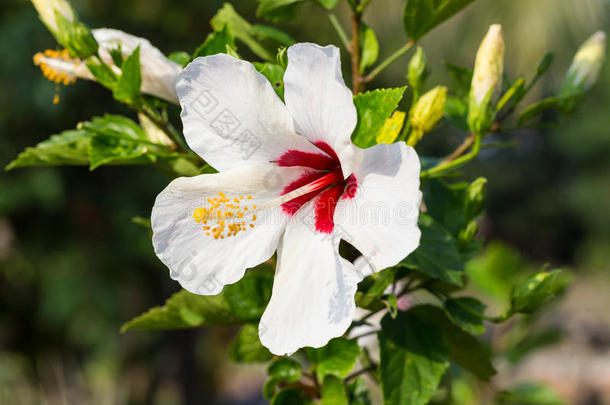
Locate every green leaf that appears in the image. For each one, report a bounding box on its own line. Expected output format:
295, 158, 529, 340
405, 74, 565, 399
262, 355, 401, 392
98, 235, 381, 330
352, 87, 406, 148
113, 46, 142, 103
229, 323, 272, 363
168, 51, 191, 67
359, 24, 379, 73
378, 309, 450, 405
401, 214, 464, 286
5, 129, 91, 170
321, 376, 349, 405
444, 95, 469, 130
443, 297, 486, 335
505, 328, 562, 364
518, 97, 561, 124
272, 388, 312, 405
499, 382, 567, 405
355, 267, 397, 310
268, 358, 302, 383
211, 3, 293, 61
86, 59, 118, 89
403, 0, 477, 41
307, 338, 360, 382
445, 62, 473, 99
315, 0, 339, 9
192, 25, 236, 59
510, 270, 569, 314
257, 0, 303, 22
254, 62, 286, 99
347, 377, 372, 405
83, 115, 153, 170
263, 378, 279, 400
121, 266, 273, 331
466, 241, 525, 299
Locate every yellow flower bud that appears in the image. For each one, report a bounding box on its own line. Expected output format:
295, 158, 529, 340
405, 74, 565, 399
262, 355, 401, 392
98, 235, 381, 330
468, 24, 504, 134
407, 86, 447, 146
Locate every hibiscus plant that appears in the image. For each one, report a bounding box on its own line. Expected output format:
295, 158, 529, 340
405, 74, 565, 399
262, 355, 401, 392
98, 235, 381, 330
10, 0, 606, 404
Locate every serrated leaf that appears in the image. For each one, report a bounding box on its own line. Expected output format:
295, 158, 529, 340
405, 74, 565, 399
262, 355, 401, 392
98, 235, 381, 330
192, 25, 236, 59
251, 25, 296, 47
510, 270, 569, 314
5, 129, 91, 170
113, 46, 141, 103
379, 308, 449, 405
321, 376, 349, 405
229, 323, 272, 363
254, 62, 286, 99
83, 115, 151, 170
359, 24, 379, 73
257, 0, 303, 22
500, 382, 567, 405
352, 87, 406, 148
376, 110, 406, 144
443, 297, 486, 335
307, 338, 360, 382
403, 0, 477, 41
401, 214, 465, 286
121, 266, 273, 331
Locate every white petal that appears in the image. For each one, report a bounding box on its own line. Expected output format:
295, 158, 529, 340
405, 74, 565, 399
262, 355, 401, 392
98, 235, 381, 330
334, 142, 422, 272
177, 54, 323, 172
284, 43, 362, 178
151, 163, 307, 295
93, 28, 182, 103
259, 202, 365, 355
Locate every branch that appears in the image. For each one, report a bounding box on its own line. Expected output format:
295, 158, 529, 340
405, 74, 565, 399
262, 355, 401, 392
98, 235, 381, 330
350, 5, 364, 94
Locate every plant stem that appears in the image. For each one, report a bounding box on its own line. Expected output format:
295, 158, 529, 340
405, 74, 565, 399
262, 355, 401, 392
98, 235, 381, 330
442, 134, 475, 163
345, 365, 377, 382
350, 3, 364, 94
328, 13, 350, 50
363, 40, 415, 83
421, 132, 483, 178
140, 103, 190, 153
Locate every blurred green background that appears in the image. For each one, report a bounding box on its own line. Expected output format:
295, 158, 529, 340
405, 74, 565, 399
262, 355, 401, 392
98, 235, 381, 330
1, 0, 609, 404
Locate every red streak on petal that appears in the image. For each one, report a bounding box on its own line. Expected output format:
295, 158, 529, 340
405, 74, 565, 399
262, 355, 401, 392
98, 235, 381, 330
313, 141, 340, 162
343, 174, 358, 199
314, 182, 345, 234
277, 150, 336, 170
281, 171, 324, 215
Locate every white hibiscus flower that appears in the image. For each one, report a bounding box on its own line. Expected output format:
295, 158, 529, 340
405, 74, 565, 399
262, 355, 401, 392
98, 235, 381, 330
151, 43, 422, 355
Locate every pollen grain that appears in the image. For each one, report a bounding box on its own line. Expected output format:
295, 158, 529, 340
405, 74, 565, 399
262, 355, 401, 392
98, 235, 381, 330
192, 192, 257, 239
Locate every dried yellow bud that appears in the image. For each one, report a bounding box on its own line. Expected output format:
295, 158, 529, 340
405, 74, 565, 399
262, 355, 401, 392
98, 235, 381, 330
407, 86, 447, 146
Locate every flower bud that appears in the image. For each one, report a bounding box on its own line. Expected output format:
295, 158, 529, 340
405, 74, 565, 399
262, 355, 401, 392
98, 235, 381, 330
559, 31, 606, 111
468, 24, 504, 134
30, 0, 75, 35
464, 177, 487, 220
408, 46, 429, 98
407, 86, 446, 146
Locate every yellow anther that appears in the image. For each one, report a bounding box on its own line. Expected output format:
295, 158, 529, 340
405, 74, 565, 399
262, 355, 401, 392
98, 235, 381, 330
192, 191, 258, 239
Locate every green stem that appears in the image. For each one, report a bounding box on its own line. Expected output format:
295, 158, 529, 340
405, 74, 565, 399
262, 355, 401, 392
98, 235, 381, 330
328, 13, 350, 50
421, 132, 483, 178
363, 40, 415, 83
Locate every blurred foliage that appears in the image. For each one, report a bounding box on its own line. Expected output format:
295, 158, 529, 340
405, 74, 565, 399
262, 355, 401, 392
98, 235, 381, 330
1, 0, 609, 404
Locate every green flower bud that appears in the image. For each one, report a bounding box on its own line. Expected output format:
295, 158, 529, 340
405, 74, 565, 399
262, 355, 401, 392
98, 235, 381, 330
408, 46, 429, 98
458, 220, 479, 246
468, 24, 504, 135
464, 177, 487, 220
559, 31, 606, 112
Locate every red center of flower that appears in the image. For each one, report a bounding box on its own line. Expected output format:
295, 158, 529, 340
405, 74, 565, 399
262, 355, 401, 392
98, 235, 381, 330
277, 141, 357, 234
